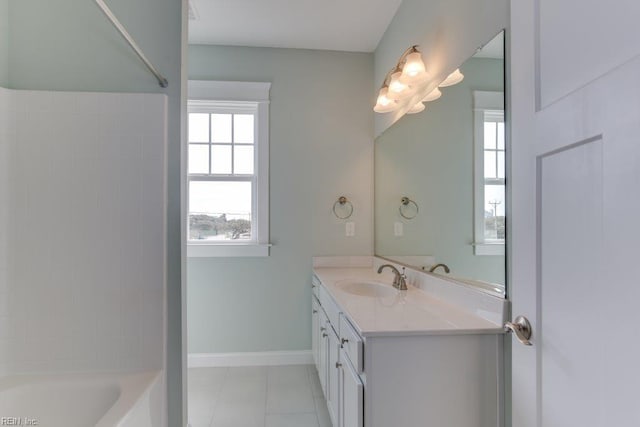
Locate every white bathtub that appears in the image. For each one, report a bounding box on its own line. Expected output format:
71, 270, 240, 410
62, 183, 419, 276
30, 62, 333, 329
0, 371, 164, 427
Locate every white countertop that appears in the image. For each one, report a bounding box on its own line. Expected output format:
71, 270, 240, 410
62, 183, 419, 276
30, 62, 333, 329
313, 266, 504, 337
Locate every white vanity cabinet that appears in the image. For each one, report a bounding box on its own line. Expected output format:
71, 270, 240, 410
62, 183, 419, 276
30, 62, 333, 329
313, 277, 343, 427
312, 297, 319, 366
312, 279, 365, 427
316, 306, 328, 394
311, 271, 503, 427
338, 348, 364, 427
326, 324, 341, 426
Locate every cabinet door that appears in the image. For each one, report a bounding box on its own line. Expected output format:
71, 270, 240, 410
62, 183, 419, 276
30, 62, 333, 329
340, 351, 363, 427
327, 326, 341, 427
312, 297, 319, 367
318, 311, 329, 396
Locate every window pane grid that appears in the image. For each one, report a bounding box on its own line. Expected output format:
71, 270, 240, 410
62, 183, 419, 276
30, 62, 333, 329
187, 106, 260, 244
230, 114, 234, 174
479, 109, 506, 244
483, 120, 505, 181
188, 112, 256, 178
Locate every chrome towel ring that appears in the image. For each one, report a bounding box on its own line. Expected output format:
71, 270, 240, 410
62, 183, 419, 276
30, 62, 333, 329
333, 196, 354, 219
399, 196, 419, 219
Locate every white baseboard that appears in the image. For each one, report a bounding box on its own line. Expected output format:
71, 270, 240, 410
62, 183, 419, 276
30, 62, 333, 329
188, 350, 313, 368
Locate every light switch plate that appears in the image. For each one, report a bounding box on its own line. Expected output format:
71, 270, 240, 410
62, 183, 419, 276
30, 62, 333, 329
394, 222, 403, 237
345, 222, 355, 237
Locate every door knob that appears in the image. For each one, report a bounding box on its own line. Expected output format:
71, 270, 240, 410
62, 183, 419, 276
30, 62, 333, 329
504, 315, 532, 346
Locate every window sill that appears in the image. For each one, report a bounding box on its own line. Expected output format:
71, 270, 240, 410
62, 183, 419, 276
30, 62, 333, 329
473, 242, 505, 256
187, 243, 271, 258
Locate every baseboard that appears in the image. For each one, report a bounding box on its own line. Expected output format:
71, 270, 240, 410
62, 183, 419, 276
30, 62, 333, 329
188, 350, 313, 368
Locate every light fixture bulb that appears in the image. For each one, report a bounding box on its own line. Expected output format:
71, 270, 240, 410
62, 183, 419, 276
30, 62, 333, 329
373, 87, 398, 113
407, 102, 425, 114
439, 68, 464, 87
387, 71, 409, 100
402, 52, 426, 78
422, 87, 442, 102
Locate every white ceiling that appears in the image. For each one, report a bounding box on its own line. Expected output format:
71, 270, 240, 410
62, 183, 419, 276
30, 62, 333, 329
188, 0, 404, 52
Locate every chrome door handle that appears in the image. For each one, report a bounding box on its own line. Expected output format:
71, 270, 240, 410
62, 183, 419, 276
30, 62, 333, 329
504, 315, 532, 346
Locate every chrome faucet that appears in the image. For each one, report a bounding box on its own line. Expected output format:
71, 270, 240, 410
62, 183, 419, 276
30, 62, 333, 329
429, 263, 450, 274
377, 264, 407, 290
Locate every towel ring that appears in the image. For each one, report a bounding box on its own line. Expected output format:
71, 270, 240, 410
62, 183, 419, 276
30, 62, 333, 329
333, 196, 354, 219
399, 196, 419, 220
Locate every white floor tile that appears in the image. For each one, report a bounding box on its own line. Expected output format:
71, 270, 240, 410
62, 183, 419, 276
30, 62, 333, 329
210, 402, 266, 427
188, 365, 330, 427
226, 365, 268, 382
189, 367, 228, 386
187, 417, 212, 427
188, 393, 216, 422
266, 382, 316, 414
314, 397, 332, 427
218, 376, 267, 405
265, 413, 320, 427
268, 365, 311, 386
307, 367, 323, 398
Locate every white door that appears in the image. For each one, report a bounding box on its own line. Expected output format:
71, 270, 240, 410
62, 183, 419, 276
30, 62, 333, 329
510, 1, 640, 426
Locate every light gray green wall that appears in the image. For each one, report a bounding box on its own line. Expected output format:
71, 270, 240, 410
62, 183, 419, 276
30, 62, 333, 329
0, 0, 8, 86
375, 58, 505, 285
5, 1, 184, 424
188, 45, 373, 353
374, 0, 508, 136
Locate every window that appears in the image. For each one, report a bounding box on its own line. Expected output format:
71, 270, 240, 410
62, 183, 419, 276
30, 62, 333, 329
473, 91, 505, 256
187, 81, 270, 257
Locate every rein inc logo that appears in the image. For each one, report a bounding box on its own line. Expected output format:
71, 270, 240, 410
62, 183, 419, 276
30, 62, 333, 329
1, 418, 38, 426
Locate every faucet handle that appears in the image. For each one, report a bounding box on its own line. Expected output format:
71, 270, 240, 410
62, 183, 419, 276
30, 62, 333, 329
397, 267, 408, 290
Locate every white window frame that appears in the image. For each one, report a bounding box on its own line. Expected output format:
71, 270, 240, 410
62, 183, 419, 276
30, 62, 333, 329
473, 90, 505, 256
187, 80, 271, 257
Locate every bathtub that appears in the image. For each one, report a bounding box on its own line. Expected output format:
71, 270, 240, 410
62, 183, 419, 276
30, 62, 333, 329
0, 371, 164, 427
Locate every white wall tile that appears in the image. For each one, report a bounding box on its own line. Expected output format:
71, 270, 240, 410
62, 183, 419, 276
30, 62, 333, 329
0, 88, 167, 374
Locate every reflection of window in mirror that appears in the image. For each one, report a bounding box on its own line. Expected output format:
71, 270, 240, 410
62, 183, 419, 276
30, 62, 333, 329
473, 91, 505, 255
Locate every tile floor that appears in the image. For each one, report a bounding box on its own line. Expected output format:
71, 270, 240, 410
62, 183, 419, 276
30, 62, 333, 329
188, 365, 332, 427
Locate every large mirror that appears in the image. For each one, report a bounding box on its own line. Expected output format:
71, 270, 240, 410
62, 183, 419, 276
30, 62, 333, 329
374, 31, 506, 296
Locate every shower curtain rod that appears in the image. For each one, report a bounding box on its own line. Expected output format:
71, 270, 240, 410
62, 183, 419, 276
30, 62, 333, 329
95, 0, 169, 88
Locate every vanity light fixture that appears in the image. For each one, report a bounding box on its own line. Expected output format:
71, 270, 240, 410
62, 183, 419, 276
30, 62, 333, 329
373, 47, 464, 114
387, 71, 412, 100
374, 87, 398, 113
407, 102, 425, 114
400, 51, 429, 84
373, 45, 428, 113
422, 87, 442, 102
439, 68, 465, 87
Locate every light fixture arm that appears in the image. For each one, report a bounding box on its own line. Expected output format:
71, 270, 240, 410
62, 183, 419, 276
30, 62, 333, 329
398, 45, 420, 64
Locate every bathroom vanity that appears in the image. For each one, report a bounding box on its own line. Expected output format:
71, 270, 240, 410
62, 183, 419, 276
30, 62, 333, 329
311, 257, 507, 427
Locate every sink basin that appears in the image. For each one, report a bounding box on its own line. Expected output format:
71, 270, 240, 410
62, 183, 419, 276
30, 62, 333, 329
335, 280, 400, 298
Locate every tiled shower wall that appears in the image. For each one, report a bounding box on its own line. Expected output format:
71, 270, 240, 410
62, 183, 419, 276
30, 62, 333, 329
0, 88, 166, 375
